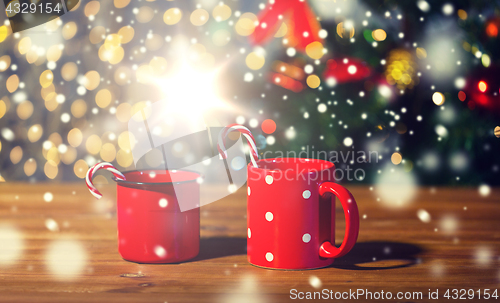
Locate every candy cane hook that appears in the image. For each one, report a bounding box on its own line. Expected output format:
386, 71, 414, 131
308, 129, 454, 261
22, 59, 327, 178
86, 162, 126, 199
217, 124, 259, 168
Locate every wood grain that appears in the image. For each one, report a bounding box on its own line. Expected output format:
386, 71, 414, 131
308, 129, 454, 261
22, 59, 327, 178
0, 183, 499, 302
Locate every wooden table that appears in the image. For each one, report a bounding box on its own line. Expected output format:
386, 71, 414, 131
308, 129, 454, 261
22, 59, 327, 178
0, 183, 499, 302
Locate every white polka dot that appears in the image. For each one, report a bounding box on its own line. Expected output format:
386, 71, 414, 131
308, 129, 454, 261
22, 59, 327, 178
159, 198, 168, 208
265, 175, 273, 184
247, 186, 251, 196
265, 212, 273, 221
265, 252, 274, 262
302, 190, 311, 199
247, 228, 251, 238
302, 233, 311, 243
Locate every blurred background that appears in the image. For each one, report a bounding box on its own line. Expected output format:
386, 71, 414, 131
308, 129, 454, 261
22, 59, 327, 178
0, 0, 499, 191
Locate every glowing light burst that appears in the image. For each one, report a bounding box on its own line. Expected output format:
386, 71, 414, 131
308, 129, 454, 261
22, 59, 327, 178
153, 61, 228, 117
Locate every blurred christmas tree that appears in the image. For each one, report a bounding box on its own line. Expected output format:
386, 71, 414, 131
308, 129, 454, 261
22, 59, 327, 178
0, 0, 498, 188
224, 0, 500, 186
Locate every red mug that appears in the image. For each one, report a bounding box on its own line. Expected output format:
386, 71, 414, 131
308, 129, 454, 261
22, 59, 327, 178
247, 158, 359, 270
111, 169, 201, 263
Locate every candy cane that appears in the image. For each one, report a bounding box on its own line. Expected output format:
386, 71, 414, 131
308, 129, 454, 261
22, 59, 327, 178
86, 162, 126, 199
218, 124, 259, 168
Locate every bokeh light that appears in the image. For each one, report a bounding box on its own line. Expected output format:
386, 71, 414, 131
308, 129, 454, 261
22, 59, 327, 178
191, 9, 209, 26
83, 71, 100, 90
71, 99, 87, 118
163, 8, 182, 25
235, 13, 257, 36
45, 240, 87, 280
86, 135, 102, 155
95, 89, 112, 108
261, 119, 276, 134
372, 29, 387, 41
432, 92, 445, 106
336, 21, 355, 39
385, 49, 418, 90
375, 164, 417, 208
246, 52, 265, 70
27, 124, 43, 142
137, 6, 154, 23
0, 225, 24, 266
391, 152, 403, 165
24, 158, 36, 176
417, 209, 431, 223
306, 75, 321, 89
68, 128, 83, 147
61, 62, 78, 81
74, 160, 89, 179
305, 41, 324, 60
17, 101, 33, 120
478, 81, 487, 92
212, 3, 231, 22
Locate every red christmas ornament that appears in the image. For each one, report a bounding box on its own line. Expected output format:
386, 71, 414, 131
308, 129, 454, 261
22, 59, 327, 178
323, 57, 371, 84
250, 0, 323, 52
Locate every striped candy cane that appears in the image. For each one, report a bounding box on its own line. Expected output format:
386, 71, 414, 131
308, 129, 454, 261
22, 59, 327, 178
86, 162, 126, 199
218, 124, 259, 168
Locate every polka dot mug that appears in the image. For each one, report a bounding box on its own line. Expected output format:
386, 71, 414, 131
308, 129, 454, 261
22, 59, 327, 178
247, 158, 359, 270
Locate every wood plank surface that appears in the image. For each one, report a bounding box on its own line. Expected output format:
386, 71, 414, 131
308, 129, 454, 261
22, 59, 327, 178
0, 183, 499, 302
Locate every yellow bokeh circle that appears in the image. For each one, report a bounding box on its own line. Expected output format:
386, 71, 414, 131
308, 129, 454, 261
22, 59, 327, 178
246, 52, 265, 70
306, 75, 321, 89
164, 8, 182, 25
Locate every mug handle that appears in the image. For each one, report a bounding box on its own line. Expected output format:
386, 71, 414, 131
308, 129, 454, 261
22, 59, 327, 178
318, 182, 359, 259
